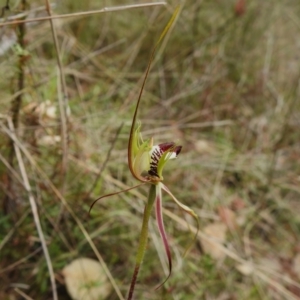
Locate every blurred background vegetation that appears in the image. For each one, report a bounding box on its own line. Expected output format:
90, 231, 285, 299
1, 0, 300, 299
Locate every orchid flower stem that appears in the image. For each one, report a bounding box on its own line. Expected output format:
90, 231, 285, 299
127, 184, 156, 300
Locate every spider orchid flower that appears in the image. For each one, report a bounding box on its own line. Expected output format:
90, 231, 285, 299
127, 122, 198, 290
121, 118, 199, 300
90, 7, 198, 300
129, 123, 182, 182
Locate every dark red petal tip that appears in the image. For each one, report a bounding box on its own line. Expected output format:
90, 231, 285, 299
158, 142, 175, 152
174, 146, 182, 155
157, 143, 182, 156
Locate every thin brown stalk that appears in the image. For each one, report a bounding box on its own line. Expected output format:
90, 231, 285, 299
4, 0, 27, 213
9, 0, 26, 159
0, 3, 56, 21
14, 288, 34, 300
45, 0, 69, 184
86, 123, 124, 199
0, 2, 167, 27
127, 266, 140, 300
7, 118, 58, 300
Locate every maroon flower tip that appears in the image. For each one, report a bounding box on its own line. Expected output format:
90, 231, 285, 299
174, 146, 182, 155
158, 142, 175, 152
158, 143, 182, 156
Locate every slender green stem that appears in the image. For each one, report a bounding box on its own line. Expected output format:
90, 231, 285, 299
127, 184, 156, 300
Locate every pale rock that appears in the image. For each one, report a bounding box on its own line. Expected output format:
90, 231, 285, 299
62, 257, 111, 300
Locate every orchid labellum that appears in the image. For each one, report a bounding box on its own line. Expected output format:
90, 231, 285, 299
90, 7, 198, 300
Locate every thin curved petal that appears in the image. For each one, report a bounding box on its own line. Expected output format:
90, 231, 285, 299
128, 7, 180, 184
89, 183, 146, 215
161, 184, 197, 217
155, 183, 172, 289
161, 183, 199, 256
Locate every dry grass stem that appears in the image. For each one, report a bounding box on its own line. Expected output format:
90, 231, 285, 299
14, 288, 34, 300
5, 118, 58, 300
45, 0, 69, 183
0, 2, 167, 27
